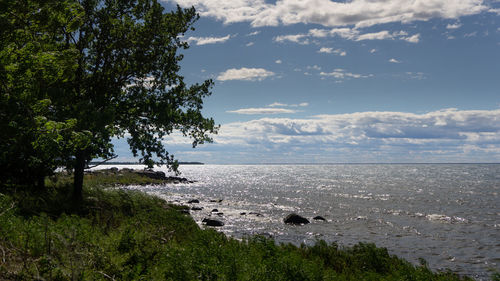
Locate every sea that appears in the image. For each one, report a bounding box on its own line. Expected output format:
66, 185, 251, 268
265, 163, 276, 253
93, 164, 500, 280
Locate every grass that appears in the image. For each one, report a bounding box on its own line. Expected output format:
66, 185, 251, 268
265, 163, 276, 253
0, 171, 481, 280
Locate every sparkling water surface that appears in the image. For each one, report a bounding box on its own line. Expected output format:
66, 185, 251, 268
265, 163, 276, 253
95, 164, 500, 280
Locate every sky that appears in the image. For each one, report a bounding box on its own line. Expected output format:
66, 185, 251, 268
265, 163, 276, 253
114, 0, 500, 164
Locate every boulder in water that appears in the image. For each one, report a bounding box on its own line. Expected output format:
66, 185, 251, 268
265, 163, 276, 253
202, 218, 224, 227
284, 213, 310, 225
313, 216, 326, 221
188, 199, 200, 204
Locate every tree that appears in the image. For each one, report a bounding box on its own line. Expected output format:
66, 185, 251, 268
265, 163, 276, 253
1, 0, 81, 189
1, 0, 218, 201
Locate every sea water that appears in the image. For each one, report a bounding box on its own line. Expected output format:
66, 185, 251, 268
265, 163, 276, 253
95, 164, 500, 279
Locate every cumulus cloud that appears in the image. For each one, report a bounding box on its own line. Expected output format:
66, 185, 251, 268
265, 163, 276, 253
356, 30, 393, 41
217, 67, 275, 81
274, 34, 310, 44
277, 28, 421, 45
318, 47, 347, 56
227, 108, 297, 115
389, 58, 401, 63
446, 22, 462, 29
209, 108, 500, 162
173, 0, 487, 28
275, 59, 282, 64
401, 33, 420, 43
186, 34, 232, 45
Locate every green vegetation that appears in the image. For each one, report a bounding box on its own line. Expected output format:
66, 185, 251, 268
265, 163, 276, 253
0, 173, 474, 280
1, 0, 217, 201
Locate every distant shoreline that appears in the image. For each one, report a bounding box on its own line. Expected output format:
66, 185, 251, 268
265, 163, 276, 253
92, 162, 499, 166
90, 161, 204, 165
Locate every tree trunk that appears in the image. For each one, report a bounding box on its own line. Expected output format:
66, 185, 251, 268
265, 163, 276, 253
37, 175, 45, 190
73, 150, 86, 204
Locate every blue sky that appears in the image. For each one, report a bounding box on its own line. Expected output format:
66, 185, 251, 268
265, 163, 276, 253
115, 0, 500, 164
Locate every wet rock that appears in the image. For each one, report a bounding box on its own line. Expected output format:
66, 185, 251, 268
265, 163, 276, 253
284, 213, 310, 225
188, 199, 200, 204
209, 199, 223, 203
217, 212, 224, 216
240, 212, 247, 215
191, 207, 203, 211
313, 216, 326, 221
166, 176, 191, 183
211, 209, 219, 213
249, 212, 264, 217
202, 218, 224, 227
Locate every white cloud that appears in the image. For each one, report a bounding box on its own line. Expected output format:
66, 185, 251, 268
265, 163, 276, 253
217, 67, 275, 81
370, 48, 377, 53
268, 102, 309, 107
173, 0, 487, 29
307, 65, 322, 71
275, 59, 282, 64
389, 58, 401, 63
246, 42, 254, 47
446, 22, 462, 29
318, 47, 347, 56
405, 72, 426, 80
488, 8, 500, 15
247, 31, 261, 36
210, 108, 500, 162
286, 28, 420, 44
464, 31, 478, 37
227, 107, 297, 115
356, 30, 393, 41
186, 34, 232, 45
401, 33, 420, 43
268, 102, 288, 107
320, 69, 372, 79
274, 34, 309, 44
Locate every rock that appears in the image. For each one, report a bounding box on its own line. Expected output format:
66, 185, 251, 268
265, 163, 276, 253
188, 199, 200, 204
202, 218, 224, 227
313, 216, 326, 221
209, 199, 223, 203
284, 213, 310, 225
191, 207, 203, 211
167, 176, 191, 183
240, 212, 247, 215
137, 170, 167, 180
217, 212, 224, 216
211, 209, 219, 213
249, 212, 264, 217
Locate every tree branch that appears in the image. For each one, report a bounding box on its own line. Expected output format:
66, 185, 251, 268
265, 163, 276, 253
86, 155, 118, 169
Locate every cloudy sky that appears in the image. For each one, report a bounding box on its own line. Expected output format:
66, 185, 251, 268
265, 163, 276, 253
116, 0, 500, 164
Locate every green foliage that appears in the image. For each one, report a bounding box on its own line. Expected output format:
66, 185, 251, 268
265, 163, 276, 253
1, 0, 218, 199
0, 175, 477, 280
